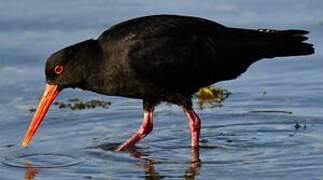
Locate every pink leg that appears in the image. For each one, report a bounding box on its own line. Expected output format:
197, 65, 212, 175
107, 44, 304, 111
184, 109, 201, 148
116, 110, 153, 151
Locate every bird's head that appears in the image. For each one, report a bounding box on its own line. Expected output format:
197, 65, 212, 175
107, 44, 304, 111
22, 39, 102, 147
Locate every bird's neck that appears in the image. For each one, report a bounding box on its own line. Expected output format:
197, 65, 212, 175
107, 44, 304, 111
80, 40, 129, 96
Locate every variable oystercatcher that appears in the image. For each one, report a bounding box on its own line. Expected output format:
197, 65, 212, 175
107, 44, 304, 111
22, 15, 314, 151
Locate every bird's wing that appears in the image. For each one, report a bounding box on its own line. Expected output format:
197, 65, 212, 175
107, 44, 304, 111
101, 15, 228, 94
127, 33, 220, 94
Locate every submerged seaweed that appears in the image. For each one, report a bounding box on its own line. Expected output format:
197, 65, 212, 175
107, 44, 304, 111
27, 107, 36, 113
27, 98, 111, 112
194, 86, 231, 109
53, 99, 111, 110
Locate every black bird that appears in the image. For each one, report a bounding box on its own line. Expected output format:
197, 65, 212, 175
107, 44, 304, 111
22, 15, 314, 151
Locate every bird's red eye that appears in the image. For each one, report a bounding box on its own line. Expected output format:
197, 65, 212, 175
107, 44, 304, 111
54, 65, 64, 75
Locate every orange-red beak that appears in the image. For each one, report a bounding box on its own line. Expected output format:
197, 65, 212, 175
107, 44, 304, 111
22, 84, 60, 147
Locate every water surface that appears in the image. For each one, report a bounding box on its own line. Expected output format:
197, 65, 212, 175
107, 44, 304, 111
1, 0, 323, 179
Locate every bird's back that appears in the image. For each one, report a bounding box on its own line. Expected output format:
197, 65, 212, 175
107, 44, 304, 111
98, 15, 226, 42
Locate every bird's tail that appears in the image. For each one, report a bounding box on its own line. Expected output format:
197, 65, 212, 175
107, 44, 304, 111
227, 28, 315, 59
255, 29, 314, 58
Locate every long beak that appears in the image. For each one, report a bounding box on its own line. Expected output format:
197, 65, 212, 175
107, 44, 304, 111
22, 84, 60, 147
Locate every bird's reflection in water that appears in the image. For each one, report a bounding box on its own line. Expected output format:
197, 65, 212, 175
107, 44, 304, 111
143, 160, 161, 180
185, 148, 201, 180
21, 145, 201, 179
23, 162, 40, 180
128, 147, 201, 180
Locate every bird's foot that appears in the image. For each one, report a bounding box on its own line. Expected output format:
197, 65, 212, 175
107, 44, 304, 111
116, 110, 153, 151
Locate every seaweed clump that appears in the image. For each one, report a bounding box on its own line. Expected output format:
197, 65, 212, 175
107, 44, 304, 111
195, 86, 231, 109
53, 98, 111, 110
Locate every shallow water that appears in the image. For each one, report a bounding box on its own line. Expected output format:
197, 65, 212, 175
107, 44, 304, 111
1, 0, 323, 179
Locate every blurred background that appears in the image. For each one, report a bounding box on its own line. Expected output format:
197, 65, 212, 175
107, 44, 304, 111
0, 0, 323, 179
